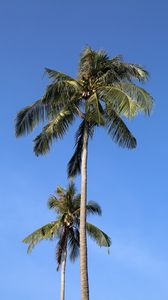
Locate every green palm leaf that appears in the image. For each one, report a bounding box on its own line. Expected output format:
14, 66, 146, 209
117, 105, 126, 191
15, 99, 45, 136
48, 195, 61, 212
118, 82, 153, 115
105, 107, 137, 149
99, 86, 139, 118
73, 200, 102, 216
56, 227, 67, 270
67, 121, 86, 178
109, 56, 149, 82
23, 220, 61, 253
34, 107, 76, 155
86, 201, 102, 216
44, 78, 82, 103
45, 68, 77, 82
67, 121, 94, 178
86, 222, 111, 247
68, 228, 80, 262
86, 92, 105, 125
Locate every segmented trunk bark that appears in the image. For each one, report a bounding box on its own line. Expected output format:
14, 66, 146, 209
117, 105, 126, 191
80, 125, 89, 300
60, 249, 67, 300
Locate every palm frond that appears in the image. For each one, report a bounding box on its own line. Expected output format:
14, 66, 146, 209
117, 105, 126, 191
45, 68, 77, 83
67, 121, 86, 178
42, 82, 82, 124
105, 108, 137, 149
43, 79, 82, 103
68, 228, 80, 262
56, 227, 67, 270
86, 222, 111, 247
99, 86, 139, 118
94, 56, 123, 85
15, 99, 45, 136
92, 50, 109, 76
86, 93, 105, 125
56, 185, 65, 196
86, 201, 102, 216
118, 82, 153, 115
95, 69, 121, 86
23, 221, 60, 253
122, 63, 149, 82
15, 85, 79, 139
109, 56, 149, 82
48, 195, 61, 211
67, 121, 94, 178
33, 107, 76, 156
67, 181, 76, 198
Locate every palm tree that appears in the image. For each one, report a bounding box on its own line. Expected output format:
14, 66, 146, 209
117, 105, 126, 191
23, 182, 111, 300
15, 47, 153, 300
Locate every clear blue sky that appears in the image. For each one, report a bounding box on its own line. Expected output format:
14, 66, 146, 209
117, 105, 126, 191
0, 0, 168, 299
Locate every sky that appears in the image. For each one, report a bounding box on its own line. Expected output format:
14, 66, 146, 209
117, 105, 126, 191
0, 0, 168, 299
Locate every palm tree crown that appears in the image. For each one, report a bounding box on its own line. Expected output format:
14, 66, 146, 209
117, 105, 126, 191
23, 182, 111, 269
15, 47, 153, 177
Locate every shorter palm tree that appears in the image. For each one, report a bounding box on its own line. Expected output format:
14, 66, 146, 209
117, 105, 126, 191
23, 182, 111, 300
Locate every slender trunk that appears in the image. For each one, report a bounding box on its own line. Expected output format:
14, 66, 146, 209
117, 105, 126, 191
80, 124, 89, 300
60, 249, 67, 300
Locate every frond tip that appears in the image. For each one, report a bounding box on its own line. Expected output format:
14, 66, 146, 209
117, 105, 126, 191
86, 223, 111, 247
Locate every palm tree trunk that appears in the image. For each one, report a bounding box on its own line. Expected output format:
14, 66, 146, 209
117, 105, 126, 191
60, 249, 67, 300
80, 124, 89, 300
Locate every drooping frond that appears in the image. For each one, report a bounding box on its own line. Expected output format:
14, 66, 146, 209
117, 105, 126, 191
99, 83, 153, 119
56, 227, 67, 270
23, 220, 61, 253
69, 199, 102, 217
67, 121, 86, 178
86, 92, 105, 125
109, 56, 149, 82
118, 82, 153, 115
121, 63, 149, 82
86, 222, 111, 247
105, 107, 137, 149
15, 99, 45, 136
99, 86, 139, 118
67, 121, 94, 178
33, 106, 76, 156
43, 78, 82, 105
68, 228, 80, 262
86, 201, 102, 216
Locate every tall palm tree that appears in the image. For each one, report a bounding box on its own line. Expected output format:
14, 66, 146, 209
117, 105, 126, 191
15, 47, 153, 300
23, 182, 111, 300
